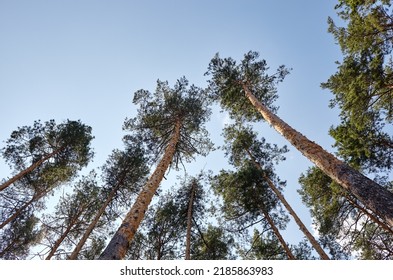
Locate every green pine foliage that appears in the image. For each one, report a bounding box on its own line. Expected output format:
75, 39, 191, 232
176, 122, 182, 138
324, 0, 393, 173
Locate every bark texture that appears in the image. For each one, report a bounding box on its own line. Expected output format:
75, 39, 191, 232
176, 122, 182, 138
243, 84, 393, 229
98, 120, 182, 260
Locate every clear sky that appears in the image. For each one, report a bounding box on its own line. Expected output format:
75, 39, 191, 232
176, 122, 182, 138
0, 0, 343, 256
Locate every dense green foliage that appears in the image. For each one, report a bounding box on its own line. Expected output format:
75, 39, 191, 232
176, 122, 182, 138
295, 0, 393, 259
123, 77, 213, 169
324, 0, 393, 173
2, 119, 94, 178
206, 51, 289, 122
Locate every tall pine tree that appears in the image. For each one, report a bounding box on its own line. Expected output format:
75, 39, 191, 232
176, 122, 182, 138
206, 51, 393, 228
99, 77, 212, 259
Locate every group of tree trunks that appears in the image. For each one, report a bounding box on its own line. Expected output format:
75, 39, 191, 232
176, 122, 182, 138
1, 0, 393, 260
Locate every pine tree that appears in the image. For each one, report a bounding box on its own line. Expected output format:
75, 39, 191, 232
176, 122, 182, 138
299, 167, 393, 259
1, 119, 94, 192
0, 120, 94, 231
206, 51, 393, 228
323, 0, 393, 173
99, 77, 212, 259
69, 140, 148, 259
175, 173, 209, 260
190, 225, 235, 260
211, 163, 294, 259
222, 124, 330, 259
0, 209, 42, 259
126, 173, 210, 260
242, 229, 287, 260
41, 171, 101, 260
126, 191, 185, 260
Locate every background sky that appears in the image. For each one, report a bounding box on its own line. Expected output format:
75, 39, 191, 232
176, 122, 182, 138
0, 0, 344, 256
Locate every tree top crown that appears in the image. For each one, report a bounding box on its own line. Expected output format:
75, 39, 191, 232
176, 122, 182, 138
205, 51, 290, 123
123, 77, 213, 169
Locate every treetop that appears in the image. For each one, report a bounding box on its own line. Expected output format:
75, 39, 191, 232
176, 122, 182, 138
205, 51, 290, 123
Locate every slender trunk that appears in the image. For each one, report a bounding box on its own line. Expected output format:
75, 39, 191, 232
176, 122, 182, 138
45, 202, 88, 260
0, 196, 35, 229
45, 223, 75, 260
250, 179, 295, 259
0, 147, 64, 192
68, 187, 118, 259
193, 216, 210, 251
243, 84, 393, 228
185, 181, 196, 260
156, 239, 162, 260
98, 119, 182, 260
0, 189, 49, 230
246, 149, 330, 259
345, 193, 393, 235
0, 237, 18, 258
259, 205, 295, 260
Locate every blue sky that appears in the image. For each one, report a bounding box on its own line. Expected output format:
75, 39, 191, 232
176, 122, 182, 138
0, 0, 343, 256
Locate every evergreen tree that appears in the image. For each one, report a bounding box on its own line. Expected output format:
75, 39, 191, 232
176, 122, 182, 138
211, 163, 294, 259
241, 229, 287, 260
99, 77, 212, 259
0, 209, 43, 259
0, 120, 94, 233
206, 51, 393, 227
323, 0, 393, 173
299, 167, 393, 259
40, 171, 101, 260
191, 225, 235, 260
175, 174, 207, 260
127, 191, 184, 260
222, 124, 329, 259
126, 173, 210, 260
69, 140, 148, 259
1, 119, 94, 192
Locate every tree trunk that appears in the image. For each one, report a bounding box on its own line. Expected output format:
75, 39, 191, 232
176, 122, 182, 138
242, 84, 393, 228
45, 223, 75, 260
0, 196, 35, 230
246, 149, 330, 259
98, 119, 182, 260
0, 190, 48, 230
45, 202, 88, 260
185, 180, 196, 260
345, 193, 393, 235
0, 147, 65, 192
68, 187, 118, 260
259, 205, 295, 260
0, 237, 18, 258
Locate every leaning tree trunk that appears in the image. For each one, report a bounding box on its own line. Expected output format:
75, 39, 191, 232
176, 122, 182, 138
185, 181, 196, 260
242, 84, 393, 228
0, 192, 43, 230
344, 193, 393, 235
98, 119, 182, 260
46, 222, 76, 260
259, 204, 295, 260
0, 147, 65, 192
246, 149, 330, 260
69, 186, 120, 259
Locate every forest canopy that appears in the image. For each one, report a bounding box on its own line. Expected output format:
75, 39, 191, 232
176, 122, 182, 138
0, 0, 392, 260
